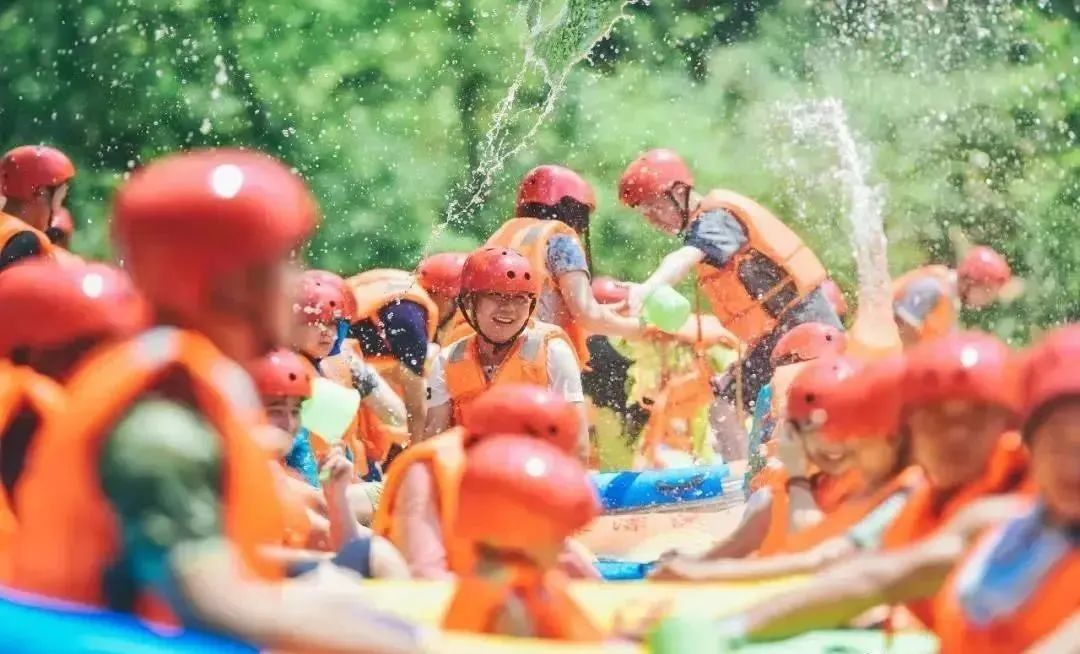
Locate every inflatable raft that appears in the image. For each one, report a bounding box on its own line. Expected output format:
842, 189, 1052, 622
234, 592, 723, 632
590, 463, 742, 514
0, 585, 938, 654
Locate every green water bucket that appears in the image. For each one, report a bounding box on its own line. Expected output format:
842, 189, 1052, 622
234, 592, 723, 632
300, 377, 361, 444
642, 285, 691, 334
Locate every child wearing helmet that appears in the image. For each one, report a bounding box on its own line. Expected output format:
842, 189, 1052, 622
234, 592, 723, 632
701, 328, 1074, 652
655, 355, 919, 581
424, 247, 589, 457
0, 260, 149, 571
892, 246, 1013, 347
374, 384, 593, 579
618, 149, 841, 459
292, 268, 406, 480
441, 435, 603, 640
8, 150, 427, 653
486, 166, 667, 368
0, 146, 78, 271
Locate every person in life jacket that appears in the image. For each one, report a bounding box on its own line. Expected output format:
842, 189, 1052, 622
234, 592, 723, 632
346, 266, 439, 449
0, 146, 77, 271
417, 251, 470, 347
374, 383, 593, 579
658, 353, 863, 568
424, 247, 589, 457
442, 434, 603, 641
892, 245, 1013, 347
0, 259, 149, 570
655, 355, 916, 582
618, 149, 840, 459
701, 329, 1073, 650
293, 268, 406, 472
248, 349, 410, 580
9, 149, 427, 654
702, 331, 1030, 645
487, 165, 666, 367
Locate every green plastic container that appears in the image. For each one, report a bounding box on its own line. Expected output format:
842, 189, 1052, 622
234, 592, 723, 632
299, 377, 361, 444
642, 285, 691, 333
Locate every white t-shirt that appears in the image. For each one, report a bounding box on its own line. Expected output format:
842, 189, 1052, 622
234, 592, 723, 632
426, 336, 584, 407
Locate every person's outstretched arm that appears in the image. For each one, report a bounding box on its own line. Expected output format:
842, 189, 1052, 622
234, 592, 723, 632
100, 399, 428, 653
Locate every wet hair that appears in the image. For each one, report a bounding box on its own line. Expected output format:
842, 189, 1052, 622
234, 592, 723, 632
517, 197, 592, 234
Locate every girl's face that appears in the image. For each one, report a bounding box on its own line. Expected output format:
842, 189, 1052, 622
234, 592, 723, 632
472, 293, 532, 343
1029, 401, 1080, 525
797, 428, 854, 477
264, 395, 303, 436
294, 319, 336, 359
906, 400, 1012, 491
848, 435, 906, 487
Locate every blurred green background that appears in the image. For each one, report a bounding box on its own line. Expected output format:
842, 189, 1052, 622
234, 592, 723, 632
1, 0, 1077, 340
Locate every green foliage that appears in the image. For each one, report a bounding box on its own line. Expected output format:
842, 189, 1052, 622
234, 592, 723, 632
0, 0, 1076, 338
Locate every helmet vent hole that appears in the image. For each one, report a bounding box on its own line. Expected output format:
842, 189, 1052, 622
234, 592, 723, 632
288, 373, 297, 381
805, 393, 816, 403
507, 271, 516, 279
524, 272, 531, 280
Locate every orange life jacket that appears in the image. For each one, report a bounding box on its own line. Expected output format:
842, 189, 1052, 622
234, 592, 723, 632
778, 466, 925, 554
758, 468, 863, 556
0, 213, 52, 264
486, 218, 592, 364
933, 505, 1080, 654
443, 322, 572, 425
881, 432, 1030, 626
9, 327, 285, 621
347, 270, 438, 452
372, 427, 474, 574
891, 265, 957, 341
0, 363, 65, 579
693, 190, 826, 346
437, 310, 474, 348
442, 564, 603, 641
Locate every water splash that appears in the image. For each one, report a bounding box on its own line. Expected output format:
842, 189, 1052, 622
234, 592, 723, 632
782, 98, 892, 318
423, 0, 636, 257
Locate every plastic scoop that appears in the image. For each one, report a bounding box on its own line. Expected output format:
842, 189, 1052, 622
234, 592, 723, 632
642, 285, 691, 334
300, 377, 360, 445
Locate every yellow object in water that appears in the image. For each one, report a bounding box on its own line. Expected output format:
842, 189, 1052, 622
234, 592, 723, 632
358, 577, 804, 634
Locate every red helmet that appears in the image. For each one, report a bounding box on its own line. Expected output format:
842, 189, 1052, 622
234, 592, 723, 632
787, 355, 903, 441
0, 259, 150, 357
591, 276, 629, 305
417, 252, 468, 298
294, 269, 355, 323
1020, 325, 1080, 433
618, 149, 694, 208
112, 149, 318, 316
249, 348, 315, 398
458, 247, 539, 297
461, 384, 582, 453
903, 331, 1021, 415
1, 146, 76, 201
957, 246, 1011, 289
455, 435, 600, 549
771, 323, 847, 366
820, 279, 848, 318
516, 165, 596, 212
